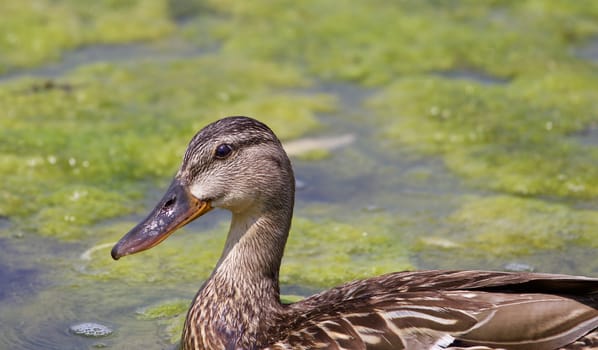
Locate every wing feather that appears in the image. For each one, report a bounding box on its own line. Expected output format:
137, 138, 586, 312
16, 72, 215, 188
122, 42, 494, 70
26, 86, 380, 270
266, 270, 598, 350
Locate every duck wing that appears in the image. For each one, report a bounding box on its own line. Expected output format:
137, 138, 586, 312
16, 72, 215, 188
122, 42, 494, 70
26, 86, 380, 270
267, 270, 598, 350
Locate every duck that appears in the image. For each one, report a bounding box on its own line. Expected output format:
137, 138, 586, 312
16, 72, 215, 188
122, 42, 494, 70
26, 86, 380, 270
111, 116, 598, 350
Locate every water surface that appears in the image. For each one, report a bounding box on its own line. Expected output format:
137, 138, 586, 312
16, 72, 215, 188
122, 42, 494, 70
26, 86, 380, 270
1, 1, 597, 348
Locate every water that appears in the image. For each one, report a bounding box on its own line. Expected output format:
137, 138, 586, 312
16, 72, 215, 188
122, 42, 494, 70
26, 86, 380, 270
0, 42, 214, 83
1, 10, 597, 350
0, 63, 594, 349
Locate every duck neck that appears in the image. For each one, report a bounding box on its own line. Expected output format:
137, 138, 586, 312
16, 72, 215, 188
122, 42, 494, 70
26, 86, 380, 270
215, 205, 292, 294
183, 202, 293, 349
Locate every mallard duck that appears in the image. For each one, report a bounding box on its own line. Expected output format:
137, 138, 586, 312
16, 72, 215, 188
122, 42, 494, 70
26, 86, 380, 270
112, 116, 598, 350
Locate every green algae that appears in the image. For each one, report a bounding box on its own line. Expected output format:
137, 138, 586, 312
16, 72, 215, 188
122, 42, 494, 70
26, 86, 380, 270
453, 195, 598, 254
280, 294, 304, 304
415, 195, 598, 258
136, 298, 187, 344
34, 186, 131, 239
0, 56, 333, 240
197, 0, 598, 85
0, 0, 174, 73
282, 216, 412, 286
369, 75, 598, 198
80, 220, 225, 284
136, 299, 188, 320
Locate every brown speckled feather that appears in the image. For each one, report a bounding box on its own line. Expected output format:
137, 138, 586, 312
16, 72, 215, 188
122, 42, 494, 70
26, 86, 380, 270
264, 271, 598, 350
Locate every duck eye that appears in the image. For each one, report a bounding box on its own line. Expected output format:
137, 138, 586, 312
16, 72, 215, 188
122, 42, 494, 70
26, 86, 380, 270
214, 144, 233, 159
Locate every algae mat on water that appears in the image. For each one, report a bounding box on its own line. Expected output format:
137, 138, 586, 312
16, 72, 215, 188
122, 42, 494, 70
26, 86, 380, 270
0, 0, 174, 73
369, 74, 598, 198
2, 0, 598, 347
0, 56, 333, 240
200, 0, 598, 83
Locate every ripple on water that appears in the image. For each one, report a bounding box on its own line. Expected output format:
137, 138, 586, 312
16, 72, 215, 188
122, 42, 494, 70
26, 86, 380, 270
0, 321, 115, 350
0, 241, 39, 301
0, 265, 37, 301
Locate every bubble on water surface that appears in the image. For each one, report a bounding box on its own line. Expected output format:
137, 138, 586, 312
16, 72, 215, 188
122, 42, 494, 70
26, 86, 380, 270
69, 322, 113, 338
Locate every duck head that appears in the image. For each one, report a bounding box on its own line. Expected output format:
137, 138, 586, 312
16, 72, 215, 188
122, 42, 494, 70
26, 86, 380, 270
111, 116, 295, 260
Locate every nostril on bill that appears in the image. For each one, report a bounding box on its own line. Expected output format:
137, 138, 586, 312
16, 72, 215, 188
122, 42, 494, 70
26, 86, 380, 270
163, 197, 176, 209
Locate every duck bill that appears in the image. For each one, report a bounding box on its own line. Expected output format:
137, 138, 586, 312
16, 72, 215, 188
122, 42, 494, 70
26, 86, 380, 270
111, 178, 212, 260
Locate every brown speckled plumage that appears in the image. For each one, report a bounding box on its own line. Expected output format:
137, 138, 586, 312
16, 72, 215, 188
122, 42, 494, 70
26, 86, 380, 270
112, 116, 598, 350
